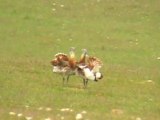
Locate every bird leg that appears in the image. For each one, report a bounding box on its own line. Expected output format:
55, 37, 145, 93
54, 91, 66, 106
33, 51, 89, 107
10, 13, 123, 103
83, 79, 86, 87
62, 77, 65, 85
66, 75, 70, 84
86, 79, 88, 87
83, 79, 88, 88
62, 75, 70, 86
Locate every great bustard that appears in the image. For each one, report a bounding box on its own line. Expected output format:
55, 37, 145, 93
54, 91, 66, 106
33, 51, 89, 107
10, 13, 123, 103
76, 49, 103, 88
50, 47, 76, 84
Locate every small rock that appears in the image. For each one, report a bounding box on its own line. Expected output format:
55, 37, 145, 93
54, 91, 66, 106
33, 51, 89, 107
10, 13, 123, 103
157, 57, 160, 60
61, 116, 64, 120
17, 113, 23, 117
57, 114, 61, 117
52, 3, 56, 6
76, 113, 83, 120
57, 38, 61, 41
148, 98, 153, 101
60, 5, 64, 7
52, 8, 56, 11
147, 80, 153, 83
136, 117, 142, 120
60, 108, 70, 112
25, 116, 33, 120
25, 105, 29, 108
45, 107, 52, 111
111, 109, 124, 115
38, 107, 43, 110
69, 38, 73, 41
44, 117, 51, 120
70, 109, 74, 112
9, 112, 16, 115
81, 110, 87, 114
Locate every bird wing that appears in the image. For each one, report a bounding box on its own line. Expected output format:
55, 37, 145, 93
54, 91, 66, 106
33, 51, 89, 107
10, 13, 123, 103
54, 53, 68, 60
51, 53, 70, 67
87, 57, 103, 72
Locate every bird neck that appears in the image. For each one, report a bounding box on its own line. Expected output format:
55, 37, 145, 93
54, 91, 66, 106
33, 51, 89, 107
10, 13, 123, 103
79, 53, 87, 63
68, 51, 76, 69
69, 51, 75, 59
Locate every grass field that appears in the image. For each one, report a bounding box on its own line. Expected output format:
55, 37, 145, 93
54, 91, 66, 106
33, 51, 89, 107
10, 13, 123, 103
0, 0, 160, 120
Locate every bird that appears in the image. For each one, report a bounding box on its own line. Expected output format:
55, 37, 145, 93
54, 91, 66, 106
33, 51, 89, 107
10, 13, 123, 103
50, 47, 76, 84
75, 49, 103, 88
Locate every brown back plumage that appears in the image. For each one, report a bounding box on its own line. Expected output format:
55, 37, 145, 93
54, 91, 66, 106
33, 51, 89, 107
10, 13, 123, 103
87, 56, 103, 71
51, 47, 77, 70
51, 53, 69, 67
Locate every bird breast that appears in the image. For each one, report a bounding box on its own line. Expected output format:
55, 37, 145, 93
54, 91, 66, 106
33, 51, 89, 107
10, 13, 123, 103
83, 68, 103, 81
83, 68, 96, 81
53, 66, 68, 73
53, 66, 61, 73
95, 72, 103, 79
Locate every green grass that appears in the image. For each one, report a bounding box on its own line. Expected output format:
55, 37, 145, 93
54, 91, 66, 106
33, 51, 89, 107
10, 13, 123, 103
0, 0, 160, 120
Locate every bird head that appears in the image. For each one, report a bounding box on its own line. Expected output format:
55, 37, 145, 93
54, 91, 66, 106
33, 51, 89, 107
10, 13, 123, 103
82, 48, 87, 54
94, 72, 103, 82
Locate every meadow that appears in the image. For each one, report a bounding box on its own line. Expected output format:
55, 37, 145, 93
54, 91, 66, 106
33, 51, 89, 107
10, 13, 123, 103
0, 0, 160, 120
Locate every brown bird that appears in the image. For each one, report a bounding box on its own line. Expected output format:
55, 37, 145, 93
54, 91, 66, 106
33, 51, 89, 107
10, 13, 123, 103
51, 47, 76, 84
76, 49, 103, 88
